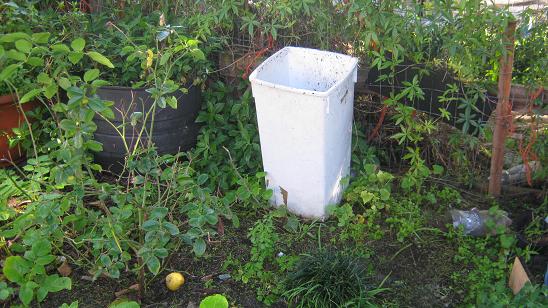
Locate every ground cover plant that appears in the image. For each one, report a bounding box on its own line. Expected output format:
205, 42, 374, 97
1, 0, 547, 307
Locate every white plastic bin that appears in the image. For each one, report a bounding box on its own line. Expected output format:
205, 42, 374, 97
249, 47, 358, 218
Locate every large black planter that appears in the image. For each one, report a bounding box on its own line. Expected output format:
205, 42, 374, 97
365, 61, 497, 134
94, 85, 202, 172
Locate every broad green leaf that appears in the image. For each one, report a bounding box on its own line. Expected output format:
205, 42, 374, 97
379, 188, 390, 201
146, 256, 161, 274
360, 191, 375, 204
43, 274, 71, 292
109, 300, 140, 308
163, 222, 179, 235
130, 112, 142, 126
200, 294, 229, 308
190, 49, 205, 61
31, 32, 50, 44
27, 56, 44, 67
15, 39, 32, 53
142, 220, 160, 231
7, 50, 26, 61
166, 96, 177, 109
3, 256, 31, 283
84, 69, 100, 82
34, 255, 56, 265
0, 64, 19, 81
71, 38, 85, 52
150, 207, 168, 220
44, 83, 58, 99
85, 140, 103, 152
197, 174, 208, 185
68, 52, 84, 64
51, 44, 71, 53
59, 119, 77, 131
20, 89, 41, 104
58, 77, 72, 90
19, 282, 35, 305
193, 238, 206, 256
86, 51, 114, 68
31, 239, 52, 257
159, 51, 171, 66
0, 32, 31, 43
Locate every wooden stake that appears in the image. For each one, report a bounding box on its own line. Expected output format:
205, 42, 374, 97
489, 21, 517, 196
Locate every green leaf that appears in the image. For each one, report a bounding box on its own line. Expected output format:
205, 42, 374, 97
159, 51, 171, 66
360, 191, 375, 204
19, 282, 35, 305
84, 69, 100, 82
130, 112, 142, 126
3, 256, 31, 283
42, 274, 71, 292
163, 222, 179, 235
68, 52, 84, 64
379, 188, 390, 201
58, 77, 72, 90
59, 119, 77, 131
150, 207, 168, 220
142, 220, 160, 231
31, 239, 52, 257
19, 89, 41, 104
193, 238, 206, 256
34, 255, 56, 265
71, 38, 86, 52
15, 39, 32, 53
200, 294, 229, 308
31, 32, 50, 44
7, 50, 26, 61
109, 300, 140, 308
190, 49, 205, 61
44, 83, 58, 99
85, 140, 103, 152
0, 64, 19, 81
166, 96, 177, 109
87, 51, 114, 68
0, 32, 31, 43
197, 174, 208, 185
146, 256, 161, 274
51, 44, 71, 53
27, 56, 44, 67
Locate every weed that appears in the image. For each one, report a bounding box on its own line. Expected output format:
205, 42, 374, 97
284, 250, 385, 308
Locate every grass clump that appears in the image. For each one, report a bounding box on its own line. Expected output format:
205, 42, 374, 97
284, 250, 384, 307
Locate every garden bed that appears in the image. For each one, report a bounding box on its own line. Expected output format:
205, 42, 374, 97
1, 1, 547, 307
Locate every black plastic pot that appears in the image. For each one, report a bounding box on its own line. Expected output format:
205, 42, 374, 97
94, 85, 202, 172
365, 61, 497, 134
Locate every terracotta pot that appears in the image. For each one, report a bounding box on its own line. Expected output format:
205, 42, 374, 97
0, 94, 38, 167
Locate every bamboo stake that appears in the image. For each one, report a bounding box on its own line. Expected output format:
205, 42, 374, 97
489, 20, 517, 196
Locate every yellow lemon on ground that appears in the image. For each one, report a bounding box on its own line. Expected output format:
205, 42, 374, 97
165, 272, 185, 291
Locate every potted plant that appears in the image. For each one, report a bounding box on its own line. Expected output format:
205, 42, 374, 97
0, 32, 43, 167
89, 14, 209, 172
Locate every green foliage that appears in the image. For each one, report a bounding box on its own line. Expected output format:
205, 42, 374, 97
476, 281, 548, 307
192, 81, 262, 191
284, 250, 384, 308
448, 221, 514, 303
88, 12, 209, 88
2, 238, 71, 305
200, 294, 229, 308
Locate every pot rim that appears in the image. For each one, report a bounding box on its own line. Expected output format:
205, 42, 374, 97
98, 84, 196, 92
0, 94, 16, 106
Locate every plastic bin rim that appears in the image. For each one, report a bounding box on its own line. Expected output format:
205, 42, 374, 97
249, 46, 358, 97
